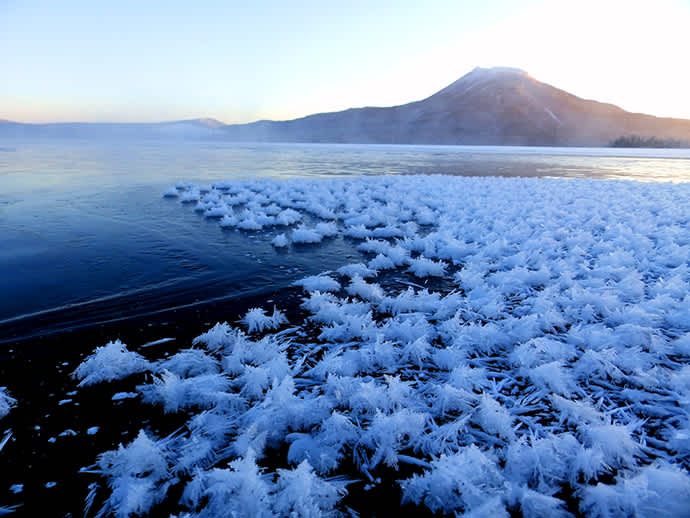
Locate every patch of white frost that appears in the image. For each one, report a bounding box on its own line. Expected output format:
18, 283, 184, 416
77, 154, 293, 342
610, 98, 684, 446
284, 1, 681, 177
73, 340, 151, 387
241, 307, 288, 333
0, 387, 16, 419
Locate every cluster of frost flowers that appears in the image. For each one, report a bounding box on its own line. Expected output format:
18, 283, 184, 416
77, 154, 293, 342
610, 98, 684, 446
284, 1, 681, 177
76, 175, 690, 517
73, 340, 151, 387
0, 387, 15, 420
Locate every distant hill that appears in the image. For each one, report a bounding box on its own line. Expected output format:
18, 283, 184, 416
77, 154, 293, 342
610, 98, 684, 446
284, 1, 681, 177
3, 68, 690, 146
219, 67, 690, 146
0, 118, 226, 140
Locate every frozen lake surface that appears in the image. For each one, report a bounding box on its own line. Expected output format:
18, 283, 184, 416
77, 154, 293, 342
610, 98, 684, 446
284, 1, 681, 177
1, 140, 689, 342
1, 140, 690, 517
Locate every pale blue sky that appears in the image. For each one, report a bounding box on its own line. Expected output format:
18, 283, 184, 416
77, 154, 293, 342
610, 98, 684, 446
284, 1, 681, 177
2, 0, 689, 123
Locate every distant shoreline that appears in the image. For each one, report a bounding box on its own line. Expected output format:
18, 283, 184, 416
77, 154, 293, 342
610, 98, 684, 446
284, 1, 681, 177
1, 133, 689, 151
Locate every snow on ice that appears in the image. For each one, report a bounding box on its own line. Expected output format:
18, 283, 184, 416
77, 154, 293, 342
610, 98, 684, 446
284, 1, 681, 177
72, 175, 690, 516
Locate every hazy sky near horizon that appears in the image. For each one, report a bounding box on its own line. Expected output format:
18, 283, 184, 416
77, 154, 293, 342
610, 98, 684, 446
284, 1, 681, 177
2, 0, 690, 124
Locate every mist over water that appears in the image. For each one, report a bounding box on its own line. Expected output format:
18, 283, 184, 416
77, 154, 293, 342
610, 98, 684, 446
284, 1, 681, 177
1, 139, 689, 342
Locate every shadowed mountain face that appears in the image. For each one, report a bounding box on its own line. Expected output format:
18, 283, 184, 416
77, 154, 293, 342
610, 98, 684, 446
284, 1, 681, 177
3, 68, 690, 146
221, 67, 690, 146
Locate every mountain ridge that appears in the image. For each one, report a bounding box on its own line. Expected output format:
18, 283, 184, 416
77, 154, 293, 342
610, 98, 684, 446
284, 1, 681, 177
3, 67, 690, 146
218, 67, 690, 146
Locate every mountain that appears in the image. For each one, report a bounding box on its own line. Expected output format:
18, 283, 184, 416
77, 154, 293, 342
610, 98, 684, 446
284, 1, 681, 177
2, 68, 690, 146
220, 67, 690, 146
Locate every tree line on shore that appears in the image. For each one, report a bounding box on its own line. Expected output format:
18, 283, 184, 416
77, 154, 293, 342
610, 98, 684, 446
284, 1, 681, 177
610, 135, 689, 148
